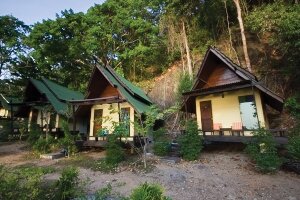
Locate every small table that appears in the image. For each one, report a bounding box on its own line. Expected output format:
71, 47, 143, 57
220, 128, 232, 136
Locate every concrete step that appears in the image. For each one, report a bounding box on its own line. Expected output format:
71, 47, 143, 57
160, 156, 181, 164
40, 152, 64, 160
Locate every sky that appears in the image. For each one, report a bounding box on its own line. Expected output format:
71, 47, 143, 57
0, 0, 106, 25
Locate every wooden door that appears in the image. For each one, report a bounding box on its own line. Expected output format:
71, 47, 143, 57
200, 101, 213, 131
93, 109, 103, 136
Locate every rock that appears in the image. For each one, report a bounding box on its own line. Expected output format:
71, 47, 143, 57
40, 152, 64, 160
160, 156, 181, 164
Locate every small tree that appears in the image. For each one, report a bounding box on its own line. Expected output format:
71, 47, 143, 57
40, 105, 55, 140
55, 167, 81, 200
59, 120, 77, 158
178, 119, 203, 161
130, 182, 170, 200
105, 134, 125, 166
134, 106, 164, 168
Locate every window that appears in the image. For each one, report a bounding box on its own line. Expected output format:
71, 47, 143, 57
239, 95, 259, 129
121, 107, 130, 135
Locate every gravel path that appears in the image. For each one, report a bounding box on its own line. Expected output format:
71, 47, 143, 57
0, 142, 299, 200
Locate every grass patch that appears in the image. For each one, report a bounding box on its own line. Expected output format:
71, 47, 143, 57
57, 154, 96, 169
14, 164, 56, 174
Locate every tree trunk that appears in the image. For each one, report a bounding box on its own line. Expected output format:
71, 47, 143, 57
233, 0, 252, 72
224, 0, 240, 65
182, 20, 193, 78
143, 137, 147, 169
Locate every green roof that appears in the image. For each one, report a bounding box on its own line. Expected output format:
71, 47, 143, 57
29, 78, 84, 115
0, 94, 21, 111
97, 65, 152, 114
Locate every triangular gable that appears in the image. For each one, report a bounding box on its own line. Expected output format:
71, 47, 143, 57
84, 64, 152, 114
86, 66, 120, 99
193, 47, 255, 90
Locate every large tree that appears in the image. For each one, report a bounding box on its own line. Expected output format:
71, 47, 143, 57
26, 10, 92, 90
0, 15, 30, 77
85, 0, 168, 81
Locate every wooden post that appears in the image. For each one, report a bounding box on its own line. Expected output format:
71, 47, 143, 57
72, 104, 76, 132
117, 102, 121, 142
10, 99, 13, 135
118, 102, 121, 122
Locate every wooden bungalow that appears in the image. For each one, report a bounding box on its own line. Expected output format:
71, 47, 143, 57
182, 47, 284, 138
72, 64, 152, 145
17, 77, 85, 134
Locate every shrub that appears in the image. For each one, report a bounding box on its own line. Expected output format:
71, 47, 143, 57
27, 123, 42, 146
32, 136, 56, 154
153, 141, 171, 156
153, 128, 171, 156
0, 165, 54, 200
287, 135, 300, 160
59, 120, 77, 157
55, 167, 81, 200
93, 159, 117, 173
130, 182, 170, 200
0, 120, 11, 141
95, 184, 112, 200
105, 134, 125, 166
178, 120, 203, 161
245, 128, 282, 173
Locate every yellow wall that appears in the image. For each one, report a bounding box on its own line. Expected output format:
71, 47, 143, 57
0, 108, 9, 118
89, 102, 135, 140
195, 88, 268, 136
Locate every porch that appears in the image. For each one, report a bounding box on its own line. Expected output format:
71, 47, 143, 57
76, 135, 147, 148
201, 128, 288, 145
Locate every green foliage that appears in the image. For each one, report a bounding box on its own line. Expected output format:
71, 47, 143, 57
176, 72, 193, 103
285, 97, 300, 120
153, 141, 171, 156
245, 129, 282, 173
0, 120, 10, 141
26, 10, 91, 90
153, 128, 171, 156
0, 15, 30, 76
54, 167, 81, 200
287, 135, 300, 161
94, 159, 118, 173
95, 184, 112, 200
246, 3, 300, 92
27, 124, 42, 146
178, 119, 203, 161
134, 105, 164, 138
105, 134, 125, 166
0, 165, 54, 200
32, 136, 56, 154
130, 182, 170, 200
59, 120, 77, 157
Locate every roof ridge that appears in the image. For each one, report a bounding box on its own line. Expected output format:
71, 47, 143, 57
101, 64, 152, 104
210, 47, 257, 81
0, 93, 9, 103
41, 77, 84, 101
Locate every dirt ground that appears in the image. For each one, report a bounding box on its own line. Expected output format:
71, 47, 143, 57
1, 142, 299, 200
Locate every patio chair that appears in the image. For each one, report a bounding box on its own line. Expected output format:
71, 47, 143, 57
213, 123, 222, 135
231, 122, 244, 136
